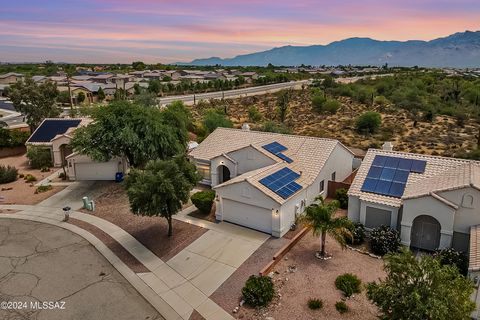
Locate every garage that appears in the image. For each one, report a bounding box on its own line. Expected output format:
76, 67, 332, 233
365, 206, 392, 229
74, 161, 119, 180
222, 199, 272, 234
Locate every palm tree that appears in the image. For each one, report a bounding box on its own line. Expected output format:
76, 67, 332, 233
301, 197, 352, 259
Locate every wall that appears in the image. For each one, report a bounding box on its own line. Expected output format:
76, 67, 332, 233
439, 188, 480, 234
227, 146, 276, 175
327, 181, 350, 199
51, 135, 72, 167
0, 146, 26, 158
401, 196, 455, 248
359, 200, 398, 229
210, 155, 237, 186
348, 195, 361, 222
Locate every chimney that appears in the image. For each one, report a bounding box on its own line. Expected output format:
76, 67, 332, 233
242, 123, 250, 131
382, 141, 394, 151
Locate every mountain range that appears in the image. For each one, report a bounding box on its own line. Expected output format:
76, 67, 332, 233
184, 31, 480, 67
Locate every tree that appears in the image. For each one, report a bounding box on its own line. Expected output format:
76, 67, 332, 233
97, 87, 106, 101
202, 109, 233, 134
148, 80, 161, 95
77, 91, 86, 104
132, 61, 146, 71
8, 78, 59, 131
300, 197, 352, 259
355, 111, 381, 134
71, 101, 186, 167
125, 157, 199, 236
134, 91, 158, 107
276, 89, 290, 122
367, 248, 475, 320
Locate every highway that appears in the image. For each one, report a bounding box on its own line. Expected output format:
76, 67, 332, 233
158, 80, 310, 106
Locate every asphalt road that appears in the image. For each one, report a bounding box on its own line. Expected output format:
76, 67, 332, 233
0, 219, 163, 320
158, 80, 310, 105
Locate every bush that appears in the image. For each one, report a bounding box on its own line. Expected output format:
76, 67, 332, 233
0, 128, 30, 148
311, 93, 326, 112
191, 190, 215, 214
335, 188, 348, 209
355, 111, 381, 134
370, 225, 401, 256
323, 99, 341, 114
242, 275, 274, 307
346, 222, 366, 245
35, 185, 52, 193
27, 146, 52, 169
248, 106, 262, 122
24, 174, 37, 182
433, 248, 469, 276
335, 301, 348, 314
335, 273, 361, 297
374, 95, 389, 106
0, 165, 18, 184
260, 121, 291, 134
307, 298, 323, 310
202, 109, 233, 134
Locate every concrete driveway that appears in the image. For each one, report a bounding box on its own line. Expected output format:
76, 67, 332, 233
0, 219, 163, 320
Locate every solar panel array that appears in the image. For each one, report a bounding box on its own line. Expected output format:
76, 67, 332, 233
262, 142, 293, 163
28, 119, 82, 143
361, 155, 427, 198
259, 167, 302, 199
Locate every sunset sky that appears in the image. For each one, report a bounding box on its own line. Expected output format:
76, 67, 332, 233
1, 0, 479, 63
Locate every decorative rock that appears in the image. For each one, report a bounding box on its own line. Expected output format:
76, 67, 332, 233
233, 307, 239, 313
239, 300, 245, 307
266, 317, 275, 320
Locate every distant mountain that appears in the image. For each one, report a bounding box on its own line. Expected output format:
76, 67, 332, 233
183, 31, 480, 67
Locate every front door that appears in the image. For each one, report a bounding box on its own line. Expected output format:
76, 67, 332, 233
411, 215, 441, 251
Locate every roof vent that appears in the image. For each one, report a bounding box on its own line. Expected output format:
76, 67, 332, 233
382, 141, 394, 151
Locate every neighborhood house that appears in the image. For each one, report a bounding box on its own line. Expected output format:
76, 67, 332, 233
189, 127, 354, 237
25, 118, 127, 181
348, 149, 480, 255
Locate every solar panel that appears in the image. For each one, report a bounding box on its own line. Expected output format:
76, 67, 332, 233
361, 155, 427, 198
27, 119, 81, 143
389, 182, 407, 197
262, 141, 294, 163
259, 167, 302, 199
262, 142, 287, 154
411, 159, 427, 173
276, 153, 293, 163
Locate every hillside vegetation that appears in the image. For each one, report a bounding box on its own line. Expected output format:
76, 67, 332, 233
190, 71, 480, 158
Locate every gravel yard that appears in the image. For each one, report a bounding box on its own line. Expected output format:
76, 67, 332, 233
0, 154, 64, 205
235, 232, 385, 320
83, 183, 207, 261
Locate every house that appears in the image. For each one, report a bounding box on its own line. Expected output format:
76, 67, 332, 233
189, 127, 354, 237
0, 73, 24, 84
348, 148, 480, 253
25, 118, 127, 180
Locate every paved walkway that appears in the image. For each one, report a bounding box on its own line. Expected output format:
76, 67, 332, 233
0, 186, 269, 320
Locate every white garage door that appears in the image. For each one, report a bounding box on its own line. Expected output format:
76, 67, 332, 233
75, 162, 118, 181
222, 199, 272, 234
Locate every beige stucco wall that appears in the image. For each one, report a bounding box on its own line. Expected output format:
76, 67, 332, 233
227, 146, 276, 175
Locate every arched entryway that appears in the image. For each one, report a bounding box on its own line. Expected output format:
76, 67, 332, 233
217, 165, 231, 184
410, 215, 441, 251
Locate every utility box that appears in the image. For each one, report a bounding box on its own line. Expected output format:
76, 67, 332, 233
82, 196, 95, 211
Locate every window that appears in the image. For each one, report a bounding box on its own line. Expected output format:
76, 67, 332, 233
197, 165, 211, 180
462, 194, 474, 208
331, 172, 336, 181
319, 180, 325, 193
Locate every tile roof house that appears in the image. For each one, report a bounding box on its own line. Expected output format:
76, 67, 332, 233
189, 127, 354, 237
0, 72, 24, 84
348, 148, 480, 259
25, 118, 127, 181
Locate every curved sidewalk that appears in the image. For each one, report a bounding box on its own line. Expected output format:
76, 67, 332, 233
0, 205, 236, 320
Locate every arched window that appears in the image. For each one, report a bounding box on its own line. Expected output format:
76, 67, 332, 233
462, 194, 474, 208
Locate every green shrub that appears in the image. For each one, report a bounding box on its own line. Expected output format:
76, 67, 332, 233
433, 248, 468, 276
335, 301, 348, 314
311, 93, 326, 112
0, 165, 18, 184
24, 174, 37, 182
248, 106, 262, 122
260, 121, 291, 134
370, 225, 401, 256
35, 185, 52, 193
242, 275, 275, 307
346, 222, 366, 245
355, 111, 381, 134
191, 190, 215, 214
374, 95, 389, 106
323, 99, 341, 114
27, 146, 52, 169
0, 128, 30, 148
335, 273, 361, 297
202, 109, 233, 134
335, 188, 348, 209
307, 298, 323, 310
